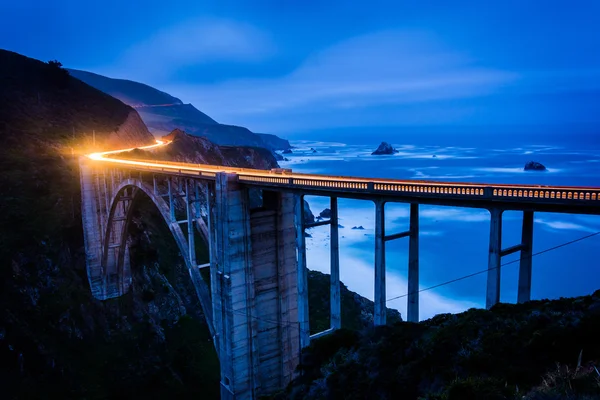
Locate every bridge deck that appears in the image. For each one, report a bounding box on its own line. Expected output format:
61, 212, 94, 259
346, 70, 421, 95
90, 154, 600, 215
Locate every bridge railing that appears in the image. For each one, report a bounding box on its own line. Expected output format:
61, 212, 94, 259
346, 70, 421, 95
95, 156, 600, 207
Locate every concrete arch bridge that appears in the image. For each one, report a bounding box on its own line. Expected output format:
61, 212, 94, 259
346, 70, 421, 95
80, 141, 600, 399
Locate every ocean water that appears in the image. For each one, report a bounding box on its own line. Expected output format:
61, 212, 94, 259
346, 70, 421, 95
278, 131, 600, 320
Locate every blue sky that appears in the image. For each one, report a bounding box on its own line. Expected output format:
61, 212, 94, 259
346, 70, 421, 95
1, 0, 599, 134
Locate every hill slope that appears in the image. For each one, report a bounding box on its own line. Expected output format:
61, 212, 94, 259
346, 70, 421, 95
68, 68, 291, 150
1, 50, 392, 399
67, 69, 182, 107
283, 294, 600, 400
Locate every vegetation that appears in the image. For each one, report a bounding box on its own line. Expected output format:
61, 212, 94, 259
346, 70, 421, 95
0, 49, 218, 399
281, 293, 600, 399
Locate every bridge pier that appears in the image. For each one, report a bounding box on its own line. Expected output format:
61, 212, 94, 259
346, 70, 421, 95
407, 203, 420, 323
518, 211, 534, 303
330, 197, 341, 330
486, 209, 535, 308
486, 208, 503, 309
294, 195, 310, 349
374, 200, 386, 326
375, 202, 420, 323
212, 173, 299, 399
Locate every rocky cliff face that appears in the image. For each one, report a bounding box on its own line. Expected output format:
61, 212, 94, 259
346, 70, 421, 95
107, 110, 155, 149
159, 129, 279, 169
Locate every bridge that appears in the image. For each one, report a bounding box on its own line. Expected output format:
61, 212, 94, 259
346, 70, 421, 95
80, 140, 600, 399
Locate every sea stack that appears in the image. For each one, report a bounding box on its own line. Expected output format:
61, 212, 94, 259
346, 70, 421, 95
524, 161, 547, 171
372, 142, 398, 155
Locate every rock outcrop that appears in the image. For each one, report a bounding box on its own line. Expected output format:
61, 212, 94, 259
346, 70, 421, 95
107, 110, 155, 149
283, 149, 293, 154
158, 129, 279, 169
304, 200, 315, 224
524, 161, 547, 171
371, 142, 398, 155
319, 208, 332, 218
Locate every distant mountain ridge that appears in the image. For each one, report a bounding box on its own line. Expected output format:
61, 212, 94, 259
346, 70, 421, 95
68, 69, 290, 150
66, 69, 186, 108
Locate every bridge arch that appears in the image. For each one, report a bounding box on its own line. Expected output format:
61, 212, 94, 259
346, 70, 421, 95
98, 177, 214, 335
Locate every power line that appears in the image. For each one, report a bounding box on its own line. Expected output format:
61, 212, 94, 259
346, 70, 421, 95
385, 230, 600, 303
195, 230, 600, 336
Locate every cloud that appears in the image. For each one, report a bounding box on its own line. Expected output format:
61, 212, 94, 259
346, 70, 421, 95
102, 18, 274, 81
164, 29, 517, 125
535, 218, 598, 233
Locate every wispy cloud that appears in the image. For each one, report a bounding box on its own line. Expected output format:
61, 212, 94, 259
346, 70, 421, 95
100, 18, 275, 81
164, 29, 517, 125
535, 218, 599, 233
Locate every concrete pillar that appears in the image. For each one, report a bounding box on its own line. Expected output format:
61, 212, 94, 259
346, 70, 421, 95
407, 203, 419, 323
213, 172, 254, 399
153, 174, 157, 195
330, 197, 341, 330
186, 179, 196, 267
212, 175, 299, 399
195, 182, 201, 218
103, 170, 110, 219
486, 208, 503, 309
294, 194, 310, 348
518, 210, 534, 303
167, 178, 175, 222
374, 200, 386, 326
250, 191, 298, 394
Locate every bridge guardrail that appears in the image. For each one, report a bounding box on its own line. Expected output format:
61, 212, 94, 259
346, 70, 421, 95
94, 157, 600, 207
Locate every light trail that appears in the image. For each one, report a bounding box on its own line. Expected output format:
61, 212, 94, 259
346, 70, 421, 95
88, 139, 168, 161
85, 139, 600, 208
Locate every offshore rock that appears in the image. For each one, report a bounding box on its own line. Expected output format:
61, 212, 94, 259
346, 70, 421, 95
371, 142, 398, 155
524, 161, 547, 171
319, 208, 332, 219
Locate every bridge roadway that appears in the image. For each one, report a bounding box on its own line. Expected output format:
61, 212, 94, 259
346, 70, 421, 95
86, 140, 600, 399
90, 140, 600, 215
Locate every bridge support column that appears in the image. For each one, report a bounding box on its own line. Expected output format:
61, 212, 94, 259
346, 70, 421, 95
486, 208, 503, 309
212, 174, 299, 399
294, 195, 310, 349
167, 178, 175, 222
374, 200, 386, 326
185, 179, 196, 267
407, 203, 419, 323
330, 197, 341, 330
518, 211, 534, 303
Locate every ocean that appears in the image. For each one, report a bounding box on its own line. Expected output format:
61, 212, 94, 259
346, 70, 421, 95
278, 129, 600, 320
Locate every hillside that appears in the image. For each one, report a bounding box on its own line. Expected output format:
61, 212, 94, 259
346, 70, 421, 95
281, 294, 600, 400
1, 50, 399, 399
0, 49, 154, 260
68, 68, 291, 150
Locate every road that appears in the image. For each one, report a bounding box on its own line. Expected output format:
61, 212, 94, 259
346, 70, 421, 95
87, 139, 600, 211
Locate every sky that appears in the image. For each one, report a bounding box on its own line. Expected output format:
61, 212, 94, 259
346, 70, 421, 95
1, 0, 599, 134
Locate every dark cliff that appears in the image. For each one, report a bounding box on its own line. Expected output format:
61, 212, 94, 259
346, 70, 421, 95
1, 51, 396, 399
